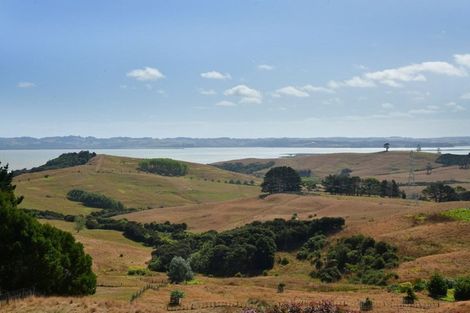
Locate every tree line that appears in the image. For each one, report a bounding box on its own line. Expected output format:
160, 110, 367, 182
422, 182, 470, 202
138, 158, 188, 176
12, 151, 96, 176
322, 173, 403, 198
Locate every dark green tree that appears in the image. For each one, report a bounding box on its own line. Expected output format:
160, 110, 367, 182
427, 273, 448, 299
454, 276, 470, 301
0, 163, 96, 295
261, 166, 301, 194
422, 183, 458, 202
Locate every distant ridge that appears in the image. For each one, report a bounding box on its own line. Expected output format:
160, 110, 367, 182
1, 136, 470, 149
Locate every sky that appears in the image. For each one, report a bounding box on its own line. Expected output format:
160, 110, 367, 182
1, 0, 470, 138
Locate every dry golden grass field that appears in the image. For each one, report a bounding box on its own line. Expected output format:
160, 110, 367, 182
5, 153, 470, 313
14, 154, 260, 215
214, 151, 470, 194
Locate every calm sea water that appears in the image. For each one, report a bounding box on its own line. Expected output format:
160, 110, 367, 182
1, 146, 470, 170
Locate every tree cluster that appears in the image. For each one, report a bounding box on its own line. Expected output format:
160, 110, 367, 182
86, 217, 187, 246
312, 234, 399, 285
0, 163, 96, 295
67, 189, 125, 210
436, 153, 470, 169
138, 158, 188, 176
148, 217, 344, 277
422, 182, 470, 202
12, 151, 96, 176
323, 173, 402, 198
261, 166, 302, 194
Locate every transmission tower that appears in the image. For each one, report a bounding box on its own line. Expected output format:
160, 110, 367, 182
407, 151, 416, 186
407, 151, 418, 202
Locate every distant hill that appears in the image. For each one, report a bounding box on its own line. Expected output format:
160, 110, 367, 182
14, 154, 260, 215
2, 135, 470, 149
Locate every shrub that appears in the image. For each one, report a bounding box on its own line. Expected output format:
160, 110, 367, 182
403, 287, 418, 304
167, 257, 194, 283
428, 273, 448, 299
413, 279, 427, 291
279, 257, 289, 266
169, 289, 185, 305
360, 298, 373, 311
454, 276, 470, 301
127, 268, 149, 276
277, 282, 285, 293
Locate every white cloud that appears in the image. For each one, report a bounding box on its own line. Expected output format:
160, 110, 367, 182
344, 76, 376, 88
200, 71, 231, 80
215, 100, 236, 107
199, 89, 217, 96
224, 84, 262, 104
301, 85, 335, 93
427, 105, 440, 110
17, 81, 36, 88
381, 102, 394, 109
454, 54, 470, 68
330, 58, 467, 89
444, 102, 466, 112
408, 108, 439, 115
127, 67, 165, 81
461, 93, 470, 100
258, 64, 274, 71
275, 86, 309, 98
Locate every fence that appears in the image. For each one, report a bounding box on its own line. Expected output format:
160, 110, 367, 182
167, 301, 244, 311
0, 287, 38, 307
130, 282, 168, 303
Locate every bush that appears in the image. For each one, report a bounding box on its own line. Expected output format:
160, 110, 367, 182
167, 257, 194, 283
403, 287, 418, 304
139, 158, 188, 176
454, 276, 470, 301
428, 273, 448, 299
127, 268, 150, 276
170, 289, 185, 305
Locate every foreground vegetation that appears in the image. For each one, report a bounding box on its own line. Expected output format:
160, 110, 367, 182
0, 163, 96, 295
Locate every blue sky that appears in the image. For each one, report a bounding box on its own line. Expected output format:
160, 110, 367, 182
1, 0, 470, 138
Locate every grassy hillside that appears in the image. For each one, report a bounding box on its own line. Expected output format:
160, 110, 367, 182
213, 151, 470, 194
120, 193, 470, 280
14, 154, 260, 215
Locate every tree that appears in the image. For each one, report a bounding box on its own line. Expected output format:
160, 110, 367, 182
74, 215, 86, 233
167, 256, 194, 283
384, 143, 390, 152
0, 163, 96, 295
428, 273, 448, 299
422, 183, 458, 202
454, 276, 470, 301
261, 166, 301, 194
